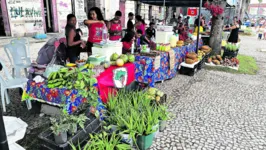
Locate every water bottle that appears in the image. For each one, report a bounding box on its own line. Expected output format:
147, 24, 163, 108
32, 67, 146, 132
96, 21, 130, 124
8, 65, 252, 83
131, 41, 135, 54
102, 25, 108, 44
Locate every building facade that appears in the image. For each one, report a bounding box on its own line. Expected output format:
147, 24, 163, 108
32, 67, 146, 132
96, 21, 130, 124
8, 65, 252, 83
0, 0, 172, 37
0, 0, 87, 37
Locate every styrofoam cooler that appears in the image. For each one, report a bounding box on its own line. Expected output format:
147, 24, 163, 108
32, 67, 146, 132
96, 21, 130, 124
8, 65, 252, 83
92, 43, 122, 61
156, 31, 174, 44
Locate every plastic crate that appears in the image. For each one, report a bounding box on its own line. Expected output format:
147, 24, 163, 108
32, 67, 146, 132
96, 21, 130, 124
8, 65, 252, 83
222, 49, 239, 59
38, 114, 101, 150
124, 81, 148, 91
179, 63, 198, 76
198, 56, 206, 70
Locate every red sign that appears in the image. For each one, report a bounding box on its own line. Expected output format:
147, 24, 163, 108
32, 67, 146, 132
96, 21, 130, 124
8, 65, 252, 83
187, 8, 198, 16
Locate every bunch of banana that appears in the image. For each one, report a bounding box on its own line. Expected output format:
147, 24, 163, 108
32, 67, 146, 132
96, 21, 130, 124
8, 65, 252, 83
47, 67, 70, 88
197, 50, 206, 60
84, 64, 95, 69
47, 66, 97, 91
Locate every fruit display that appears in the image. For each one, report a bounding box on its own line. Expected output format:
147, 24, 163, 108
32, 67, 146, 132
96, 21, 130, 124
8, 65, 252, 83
66, 63, 76, 67
116, 59, 124, 67
223, 58, 239, 67
200, 45, 212, 54
176, 41, 184, 47
185, 52, 198, 64
109, 53, 135, 67
110, 53, 120, 61
84, 64, 95, 69
197, 50, 206, 60
216, 55, 223, 61
212, 60, 220, 65
156, 43, 171, 52
146, 88, 165, 103
206, 55, 223, 65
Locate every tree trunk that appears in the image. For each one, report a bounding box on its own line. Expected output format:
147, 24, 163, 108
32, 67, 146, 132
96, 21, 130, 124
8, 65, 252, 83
209, 1, 227, 55
240, 0, 251, 21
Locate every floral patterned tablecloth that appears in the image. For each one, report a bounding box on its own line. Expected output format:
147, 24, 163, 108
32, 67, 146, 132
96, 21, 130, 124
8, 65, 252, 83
22, 81, 105, 114
135, 40, 203, 87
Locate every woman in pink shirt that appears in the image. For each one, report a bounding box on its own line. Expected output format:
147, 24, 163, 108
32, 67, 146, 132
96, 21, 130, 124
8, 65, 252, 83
135, 15, 146, 35
108, 11, 123, 41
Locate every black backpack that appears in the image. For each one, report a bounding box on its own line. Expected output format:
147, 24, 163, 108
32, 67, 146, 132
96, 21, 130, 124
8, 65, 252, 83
55, 42, 67, 66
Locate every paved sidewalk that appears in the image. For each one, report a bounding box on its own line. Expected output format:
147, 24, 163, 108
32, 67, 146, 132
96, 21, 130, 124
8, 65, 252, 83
150, 35, 266, 150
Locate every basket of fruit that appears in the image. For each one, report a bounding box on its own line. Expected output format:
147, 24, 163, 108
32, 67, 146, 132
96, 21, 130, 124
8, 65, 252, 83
76, 59, 86, 67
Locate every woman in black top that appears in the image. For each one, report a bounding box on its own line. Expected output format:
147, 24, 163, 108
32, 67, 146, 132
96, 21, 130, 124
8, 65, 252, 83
224, 17, 239, 43
65, 14, 86, 63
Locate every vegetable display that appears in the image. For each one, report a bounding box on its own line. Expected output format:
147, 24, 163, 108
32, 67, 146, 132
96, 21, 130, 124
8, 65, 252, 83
225, 43, 239, 52
47, 67, 98, 104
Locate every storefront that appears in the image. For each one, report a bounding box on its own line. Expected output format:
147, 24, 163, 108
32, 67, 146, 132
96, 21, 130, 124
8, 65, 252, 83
0, 0, 86, 37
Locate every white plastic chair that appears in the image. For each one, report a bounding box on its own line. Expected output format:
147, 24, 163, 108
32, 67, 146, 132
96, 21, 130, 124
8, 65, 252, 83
4, 42, 31, 78
10, 38, 30, 56
0, 58, 32, 112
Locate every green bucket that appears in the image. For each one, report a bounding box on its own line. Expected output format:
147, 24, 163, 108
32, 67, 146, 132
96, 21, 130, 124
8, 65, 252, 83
136, 133, 155, 150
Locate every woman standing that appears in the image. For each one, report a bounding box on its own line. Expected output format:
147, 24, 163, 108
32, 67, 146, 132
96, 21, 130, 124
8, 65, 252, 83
108, 11, 123, 41
84, 7, 105, 56
224, 17, 239, 43
135, 15, 146, 35
65, 14, 85, 63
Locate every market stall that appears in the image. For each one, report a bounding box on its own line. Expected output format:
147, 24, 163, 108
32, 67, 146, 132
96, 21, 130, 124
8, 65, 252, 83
97, 63, 135, 103
135, 40, 203, 87
22, 62, 135, 113
22, 78, 104, 114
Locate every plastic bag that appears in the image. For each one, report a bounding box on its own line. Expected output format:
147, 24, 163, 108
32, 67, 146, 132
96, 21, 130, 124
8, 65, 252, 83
43, 64, 63, 78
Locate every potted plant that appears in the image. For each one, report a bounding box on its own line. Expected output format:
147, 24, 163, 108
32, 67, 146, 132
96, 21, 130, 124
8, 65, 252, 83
50, 117, 69, 144
223, 43, 239, 59
66, 114, 88, 135
70, 132, 131, 150
157, 105, 171, 132
135, 104, 159, 150
117, 109, 139, 146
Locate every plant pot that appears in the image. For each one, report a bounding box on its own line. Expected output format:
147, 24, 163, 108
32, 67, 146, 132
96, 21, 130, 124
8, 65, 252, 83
159, 120, 167, 132
54, 132, 67, 144
152, 124, 159, 138
223, 48, 239, 59
120, 133, 133, 146
68, 124, 78, 135
136, 133, 155, 150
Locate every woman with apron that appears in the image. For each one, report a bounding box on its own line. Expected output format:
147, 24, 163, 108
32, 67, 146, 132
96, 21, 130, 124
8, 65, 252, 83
108, 11, 122, 41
